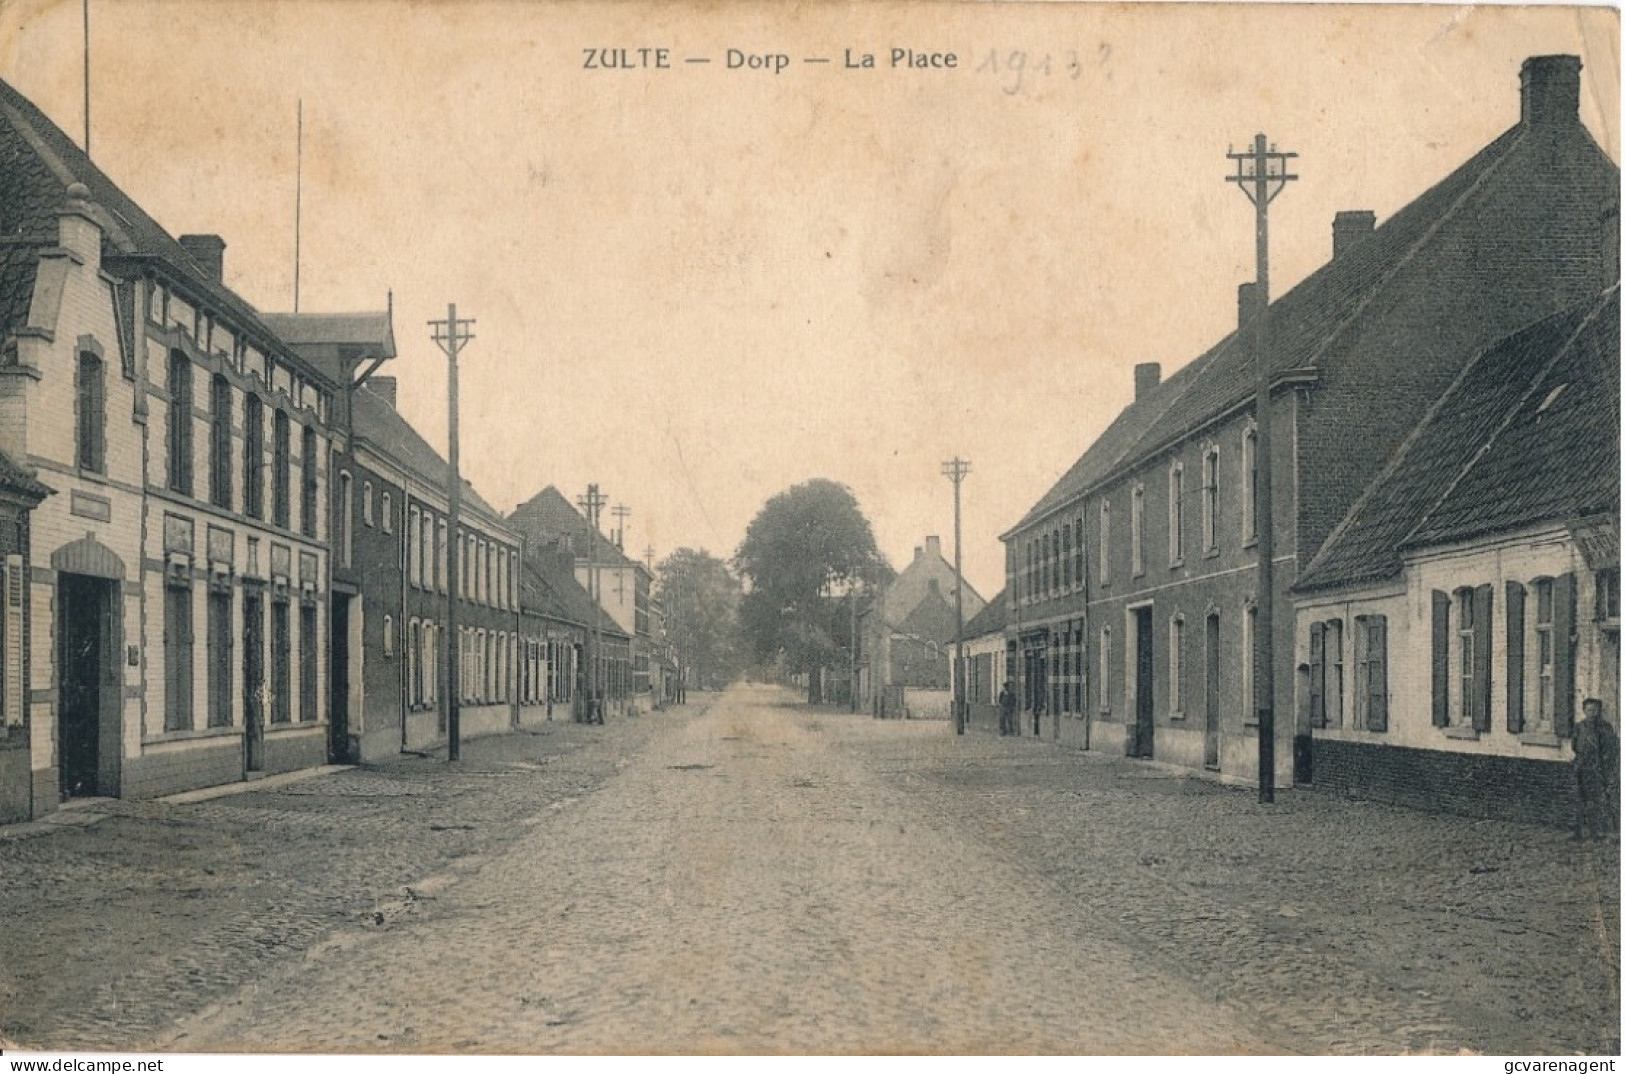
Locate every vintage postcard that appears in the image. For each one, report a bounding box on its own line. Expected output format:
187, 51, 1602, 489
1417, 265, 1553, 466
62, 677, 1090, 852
0, 0, 1617, 1060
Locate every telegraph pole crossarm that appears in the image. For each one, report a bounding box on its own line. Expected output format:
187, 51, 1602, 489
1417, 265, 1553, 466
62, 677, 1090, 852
430, 304, 475, 762
1225, 133, 1297, 804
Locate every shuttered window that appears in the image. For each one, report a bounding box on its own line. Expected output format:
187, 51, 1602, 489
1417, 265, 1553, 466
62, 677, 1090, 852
1431, 590, 1451, 727
3, 557, 24, 729
1356, 615, 1388, 732
1308, 622, 1325, 728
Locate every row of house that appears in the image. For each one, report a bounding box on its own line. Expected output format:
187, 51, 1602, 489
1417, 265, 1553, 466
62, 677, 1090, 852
966, 54, 1619, 826
0, 76, 670, 822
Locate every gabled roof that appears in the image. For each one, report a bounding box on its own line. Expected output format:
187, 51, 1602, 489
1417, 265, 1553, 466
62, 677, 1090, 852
1297, 286, 1619, 592
508, 485, 634, 567
350, 381, 505, 525
1004, 66, 1617, 541
0, 78, 334, 387
963, 588, 1009, 640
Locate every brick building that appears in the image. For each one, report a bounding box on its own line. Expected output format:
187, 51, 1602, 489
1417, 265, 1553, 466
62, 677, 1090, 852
999, 55, 1618, 785
1294, 286, 1618, 825
508, 486, 638, 717
0, 79, 346, 809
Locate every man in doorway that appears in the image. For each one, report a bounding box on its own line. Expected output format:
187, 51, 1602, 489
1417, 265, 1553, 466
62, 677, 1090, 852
1574, 697, 1619, 841
997, 679, 1017, 736
1031, 689, 1045, 738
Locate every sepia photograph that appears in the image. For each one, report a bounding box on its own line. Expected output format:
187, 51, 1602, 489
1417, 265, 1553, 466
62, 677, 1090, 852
0, 0, 1618, 1058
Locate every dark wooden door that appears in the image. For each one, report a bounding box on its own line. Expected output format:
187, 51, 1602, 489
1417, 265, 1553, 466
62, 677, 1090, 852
329, 594, 351, 763
1134, 608, 1154, 758
57, 575, 106, 798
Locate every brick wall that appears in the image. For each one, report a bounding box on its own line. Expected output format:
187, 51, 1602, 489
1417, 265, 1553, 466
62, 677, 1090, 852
1313, 738, 1578, 829
123, 737, 242, 799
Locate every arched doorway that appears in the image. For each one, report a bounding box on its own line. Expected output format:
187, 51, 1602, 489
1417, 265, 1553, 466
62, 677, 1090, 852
51, 536, 124, 799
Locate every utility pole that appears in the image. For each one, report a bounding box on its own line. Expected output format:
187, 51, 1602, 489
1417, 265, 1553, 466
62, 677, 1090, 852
578, 484, 608, 724
942, 457, 972, 736
612, 503, 630, 551
430, 304, 475, 761
81, 0, 90, 155
1227, 133, 1297, 804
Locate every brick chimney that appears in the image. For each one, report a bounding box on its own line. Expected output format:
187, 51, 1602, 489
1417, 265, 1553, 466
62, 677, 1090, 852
178, 234, 226, 283
1332, 210, 1376, 259
1238, 281, 1264, 330
368, 375, 398, 409
1133, 362, 1161, 401
924, 535, 942, 561
1521, 54, 1581, 129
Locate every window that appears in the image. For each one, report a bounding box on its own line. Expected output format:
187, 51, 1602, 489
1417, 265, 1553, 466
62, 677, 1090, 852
1326, 619, 1343, 729
300, 425, 318, 538
437, 520, 448, 594
1457, 589, 1476, 726
1355, 614, 1388, 731
422, 514, 435, 593
1433, 586, 1491, 731
1098, 500, 1111, 586
1243, 422, 1258, 544
300, 604, 318, 722
167, 351, 193, 494
1169, 616, 1185, 714
1130, 484, 1145, 577
209, 375, 232, 508
271, 599, 291, 723
362, 481, 374, 527
407, 619, 420, 707
1536, 579, 1556, 729
76, 351, 105, 473
337, 471, 353, 567
1202, 447, 1220, 553
243, 394, 264, 519
1597, 568, 1620, 624
1073, 518, 1084, 589
1098, 626, 1112, 712
164, 581, 194, 731
408, 507, 422, 588
272, 410, 290, 528
206, 589, 232, 727
380, 491, 392, 534
1168, 462, 1184, 565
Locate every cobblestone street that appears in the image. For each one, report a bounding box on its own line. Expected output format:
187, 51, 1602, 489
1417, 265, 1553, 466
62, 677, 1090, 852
1, 685, 1617, 1054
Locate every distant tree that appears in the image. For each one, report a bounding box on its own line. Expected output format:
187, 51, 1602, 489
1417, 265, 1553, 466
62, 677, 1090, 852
734, 479, 892, 702
654, 548, 745, 692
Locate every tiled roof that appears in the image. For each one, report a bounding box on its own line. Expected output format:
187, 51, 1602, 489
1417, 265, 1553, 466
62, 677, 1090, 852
350, 381, 505, 525
508, 485, 634, 567
0, 78, 335, 387
520, 552, 629, 638
962, 588, 1008, 639
1297, 286, 1619, 591
1005, 94, 1617, 541
0, 446, 50, 500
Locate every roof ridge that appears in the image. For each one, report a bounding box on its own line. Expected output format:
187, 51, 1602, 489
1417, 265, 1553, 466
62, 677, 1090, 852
1400, 287, 1615, 551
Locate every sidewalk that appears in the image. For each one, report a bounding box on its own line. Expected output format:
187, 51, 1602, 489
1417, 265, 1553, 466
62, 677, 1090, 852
0, 703, 692, 1051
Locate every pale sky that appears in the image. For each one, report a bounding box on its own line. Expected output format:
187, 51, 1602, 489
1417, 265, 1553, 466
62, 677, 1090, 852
1, 1, 1617, 598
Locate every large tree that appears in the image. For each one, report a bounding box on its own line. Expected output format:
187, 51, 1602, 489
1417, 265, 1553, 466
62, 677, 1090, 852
734, 479, 891, 702
654, 548, 745, 692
